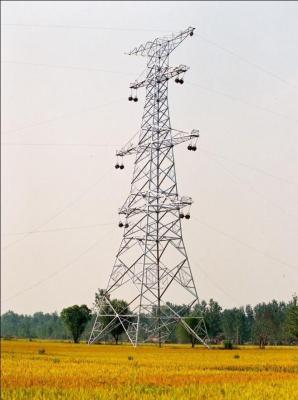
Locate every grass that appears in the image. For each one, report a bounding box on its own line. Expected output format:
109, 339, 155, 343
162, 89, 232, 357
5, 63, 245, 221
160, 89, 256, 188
1, 340, 298, 399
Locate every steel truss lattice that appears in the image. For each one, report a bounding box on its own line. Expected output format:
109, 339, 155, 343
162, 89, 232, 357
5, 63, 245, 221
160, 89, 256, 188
89, 27, 209, 348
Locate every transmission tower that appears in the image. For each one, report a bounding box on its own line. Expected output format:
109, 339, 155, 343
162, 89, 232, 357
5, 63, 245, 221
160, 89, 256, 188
89, 27, 209, 348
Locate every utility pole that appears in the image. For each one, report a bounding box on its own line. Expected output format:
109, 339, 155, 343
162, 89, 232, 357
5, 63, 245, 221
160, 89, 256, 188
89, 27, 209, 348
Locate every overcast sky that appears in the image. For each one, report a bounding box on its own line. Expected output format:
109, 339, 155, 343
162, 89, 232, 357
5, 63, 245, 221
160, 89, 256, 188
2, 1, 298, 314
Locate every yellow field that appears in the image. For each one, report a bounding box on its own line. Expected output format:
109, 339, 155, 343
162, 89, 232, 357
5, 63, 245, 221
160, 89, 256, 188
1, 340, 298, 400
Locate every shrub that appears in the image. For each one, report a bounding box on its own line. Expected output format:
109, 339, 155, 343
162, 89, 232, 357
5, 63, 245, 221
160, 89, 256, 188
223, 340, 234, 349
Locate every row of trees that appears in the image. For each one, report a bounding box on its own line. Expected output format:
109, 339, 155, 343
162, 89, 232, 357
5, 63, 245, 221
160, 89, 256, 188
1, 292, 297, 347
188, 297, 298, 347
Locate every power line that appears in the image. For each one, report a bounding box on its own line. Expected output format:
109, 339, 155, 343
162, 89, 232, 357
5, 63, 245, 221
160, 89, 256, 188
189, 255, 240, 304
1, 97, 125, 135
3, 139, 297, 189
192, 216, 298, 273
201, 151, 298, 222
1, 167, 113, 250
4, 23, 297, 91
2, 229, 114, 303
197, 34, 298, 92
2, 222, 114, 236
199, 145, 298, 186
186, 81, 298, 124
0, 141, 130, 149
2, 23, 169, 33
2, 78, 296, 140
2, 60, 135, 76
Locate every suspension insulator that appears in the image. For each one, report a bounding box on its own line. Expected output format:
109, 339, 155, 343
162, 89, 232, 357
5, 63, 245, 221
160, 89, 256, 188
175, 78, 179, 83
115, 163, 120, 169
133, 97, 138, 102
190, 31, 194, 37
179, 79, 184, 84
179, 213, 185, 219
128, 96, 133, 101
125, 223, 129, 228
187, 145, 192, 151
118, 222, 124, 228
185, 214, 190, 220
192, 146, 197, 151
119, 164, 124, 170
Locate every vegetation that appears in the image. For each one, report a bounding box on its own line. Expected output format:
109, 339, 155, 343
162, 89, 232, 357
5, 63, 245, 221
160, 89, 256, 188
94, 289, 132, 345
2, 340, 298, 399
1, 310, 70, 340
286, 295, 298, 340
1, 295, 297, 347
176, 316, 201, 348
61, 305, 92, 343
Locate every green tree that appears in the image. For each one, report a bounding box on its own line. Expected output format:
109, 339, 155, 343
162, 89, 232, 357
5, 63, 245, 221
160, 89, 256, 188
194, 299, 222, 342
0, 311, 71, 339
61, 305, 91, 343
245, 305, 255, 343
222, 308, 247, 344
205, 299, 222, 340
1, 311, 19, 338
285, 295, 298, 340
253, 300, 287, 347
253, 303, 273, 348
95, 289, 132, 344
150, 302, 190, 343
176, 316, 201, 348
20, 315, 32, 339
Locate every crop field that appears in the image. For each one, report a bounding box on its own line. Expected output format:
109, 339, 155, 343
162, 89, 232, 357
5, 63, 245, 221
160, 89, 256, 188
1, 340, 298, 400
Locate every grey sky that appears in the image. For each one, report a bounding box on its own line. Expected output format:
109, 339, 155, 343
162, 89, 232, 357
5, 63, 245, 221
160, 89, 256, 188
2, 1, 298, 314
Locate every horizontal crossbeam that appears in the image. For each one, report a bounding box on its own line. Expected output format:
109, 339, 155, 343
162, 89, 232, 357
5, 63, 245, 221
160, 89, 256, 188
126, 26, 195, 57
130, 65, 189, 90
116, 129, 199, 157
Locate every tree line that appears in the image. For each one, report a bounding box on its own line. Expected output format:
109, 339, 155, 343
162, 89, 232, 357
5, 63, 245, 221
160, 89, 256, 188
1, 292, 297, 347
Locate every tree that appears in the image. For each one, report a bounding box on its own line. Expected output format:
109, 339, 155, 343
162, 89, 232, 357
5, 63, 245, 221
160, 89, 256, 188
252, 300, 287, 347
94, 289, 132, 344
285, 295, 298, 341
194, 299, 222, 342
0, 311, 71, 340
176, 302, 209, 348
245, 305, 255, 343
176, 316, 201, 348
222, 308, 247, 344
205, 299, 222, 340
61, 305, 91, 343
20, 315, 32, 339
253, 303, 274, 348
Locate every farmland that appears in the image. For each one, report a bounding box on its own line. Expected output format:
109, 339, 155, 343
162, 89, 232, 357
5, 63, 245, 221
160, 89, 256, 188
2, 340, 298, 399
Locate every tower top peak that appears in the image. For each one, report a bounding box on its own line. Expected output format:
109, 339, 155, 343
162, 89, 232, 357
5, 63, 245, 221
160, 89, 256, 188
126, 26, 196, 57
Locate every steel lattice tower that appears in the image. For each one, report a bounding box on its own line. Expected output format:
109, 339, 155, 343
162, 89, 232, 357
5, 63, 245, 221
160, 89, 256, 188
89, 27, 209, 347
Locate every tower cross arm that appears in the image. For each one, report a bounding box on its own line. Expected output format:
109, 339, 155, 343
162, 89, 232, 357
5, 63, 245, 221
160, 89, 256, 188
116, 129, 199, 157
118, 195, 193, 217
126, 26, 195, 57
130, 65, 189, 90
171, 129, 199, 146
116, 140, 137, 157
